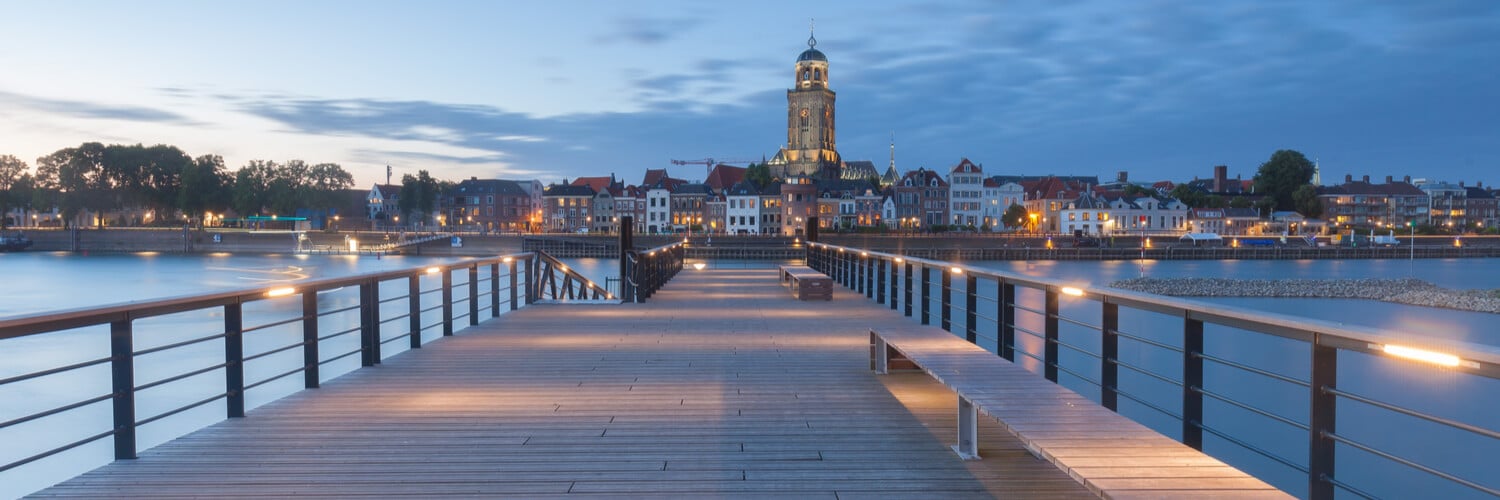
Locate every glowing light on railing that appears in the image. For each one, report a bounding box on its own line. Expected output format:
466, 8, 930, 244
559, 265, 569, 272
266, 287, 296, 298
426, 266, 441, 274
693, 262, 706, 270
861, 251, 868, 257
1380, 344, 1461, 367
1061, 286, 1085, 297
502, 256, 513, 263
837, 248, 844, 252
894, 257, 904, 263
950, 267, 963, 274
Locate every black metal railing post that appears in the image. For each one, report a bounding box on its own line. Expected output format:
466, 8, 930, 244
408, 274, 422, 348
620, 216, 635, 302
368, 282, 382, 362
1000, 281, 1015, 362
889, 258, 899, 311
857, 253, 866, 296
225, 302, 245, 418
302, 291, 321, 387
110, 319, 135, 460
876, 258, 887, 304
509, 259, 519, 310
524, 257, 537, 305
941, 268, 953, 332
1101, 300, 1119, 411
359, 282, 376, 367
468, 265, 479, 326
489, 263, 500, 317
1183, 317, 1205, 449
965, 274, 977, 343
920, 266, 931, 325
1309, 341, 1338, 500
903, 261, 914, 317
441, 269, 454, 336
1044, 288, 1059, 382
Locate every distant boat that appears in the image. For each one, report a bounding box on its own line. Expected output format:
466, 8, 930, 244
0, 232, 33, 252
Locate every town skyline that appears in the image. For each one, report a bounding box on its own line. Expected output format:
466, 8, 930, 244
2, 1, 1497, 188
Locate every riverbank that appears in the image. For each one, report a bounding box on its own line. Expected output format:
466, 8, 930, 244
1110, 277, 1500, 314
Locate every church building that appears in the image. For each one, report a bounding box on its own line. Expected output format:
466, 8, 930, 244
768, 29, 843, 181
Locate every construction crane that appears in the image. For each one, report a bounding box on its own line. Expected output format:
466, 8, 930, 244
670, 157, 758, 178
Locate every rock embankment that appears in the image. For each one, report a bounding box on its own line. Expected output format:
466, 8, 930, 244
1110, 277, 1500, 314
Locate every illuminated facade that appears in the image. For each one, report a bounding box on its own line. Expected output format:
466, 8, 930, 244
768, 29, 842, 180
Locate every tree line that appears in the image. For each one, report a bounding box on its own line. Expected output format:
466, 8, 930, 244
0, 143, 355, 228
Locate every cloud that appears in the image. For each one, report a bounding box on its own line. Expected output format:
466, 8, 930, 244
594, 16, 701, 45
0, 90, 188, 123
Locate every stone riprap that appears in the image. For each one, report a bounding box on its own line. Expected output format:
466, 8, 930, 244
1110, 277, 1500, 314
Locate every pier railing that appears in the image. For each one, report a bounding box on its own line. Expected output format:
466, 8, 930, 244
0, 251, 623, 481
807, 242, 1500, 499
622, 241, 685, 302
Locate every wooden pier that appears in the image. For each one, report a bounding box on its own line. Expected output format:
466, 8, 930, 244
33, 268, 1277, 498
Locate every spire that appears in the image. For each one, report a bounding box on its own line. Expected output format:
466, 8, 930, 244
808, 18, 816, 49
889, 132, 895, 170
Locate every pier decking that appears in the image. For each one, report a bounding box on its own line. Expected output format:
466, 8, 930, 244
35, 268, 1215, 498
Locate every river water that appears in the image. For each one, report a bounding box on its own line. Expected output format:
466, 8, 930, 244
1, 253, 1496, 498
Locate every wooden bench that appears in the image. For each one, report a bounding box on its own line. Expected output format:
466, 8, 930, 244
871, 326, 1292, 499
777, 264, 832, 301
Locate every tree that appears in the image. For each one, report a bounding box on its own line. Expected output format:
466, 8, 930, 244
305, 162, 354, 212
1252, 149, 1315, 211
1293, 184, 1323, 219
1229, 196, 1252, 209
398, 170, 442, 225
36, 143, 112, 227
1169, 184, 1206, 208
0, 155, 27, 228
745, 162, 773, 189
1001, 203, 1029, 229
179, 154, 231, 220
232, 160, 278, 216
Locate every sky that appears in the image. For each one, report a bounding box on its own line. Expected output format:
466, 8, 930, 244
2, 0, 1497, 189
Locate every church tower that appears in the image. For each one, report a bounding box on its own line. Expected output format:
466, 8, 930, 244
773, 26, 841, 180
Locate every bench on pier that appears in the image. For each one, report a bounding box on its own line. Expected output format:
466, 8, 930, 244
777, 264, 832, 301
870, 327, 1290, 499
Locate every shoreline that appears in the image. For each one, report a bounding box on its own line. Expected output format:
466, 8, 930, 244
1109, 277, 1500, 314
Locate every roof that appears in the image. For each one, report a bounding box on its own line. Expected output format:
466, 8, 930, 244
543, 184, 596, 197
1466, 187, 1495, 199
571, 176, 616, 193
373, 184, 400, 198
1319, 181, 1426, 196
841, 160, 879, 181
797, 48, 826, 62
992, 175, 1099, 186
704, 165, 746, 191
671, 183, 714, 196
725, 180, 760, 197
898, 168, 947, 187
1023, 176, 1088, 200
451, 178, 529, 197
950, 158, 982, 175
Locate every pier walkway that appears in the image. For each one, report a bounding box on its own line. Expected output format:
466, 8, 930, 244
36, 268, 1231, 498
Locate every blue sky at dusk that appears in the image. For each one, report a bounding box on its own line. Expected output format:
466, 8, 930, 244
1, 1, 1496, 188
